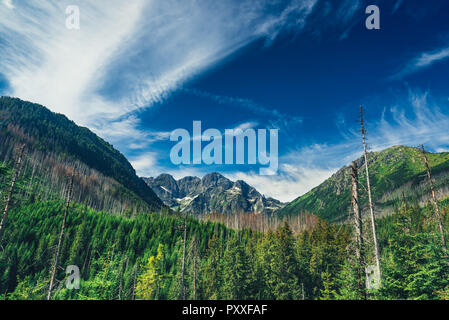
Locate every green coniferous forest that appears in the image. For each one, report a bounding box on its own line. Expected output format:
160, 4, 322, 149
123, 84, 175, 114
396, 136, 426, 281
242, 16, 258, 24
0, 197, 448, 300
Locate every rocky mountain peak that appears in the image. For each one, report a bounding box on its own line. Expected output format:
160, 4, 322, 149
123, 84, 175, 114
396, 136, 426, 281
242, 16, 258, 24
144, 172, 285, 216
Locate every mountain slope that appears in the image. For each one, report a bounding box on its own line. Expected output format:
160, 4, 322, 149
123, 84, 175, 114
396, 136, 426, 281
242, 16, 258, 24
278, 145, 449, 222
0, 97, 163, 215
144, 172, 284, 216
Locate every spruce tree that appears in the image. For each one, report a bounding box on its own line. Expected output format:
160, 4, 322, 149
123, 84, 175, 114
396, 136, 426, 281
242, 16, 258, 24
136, 244, 165, 300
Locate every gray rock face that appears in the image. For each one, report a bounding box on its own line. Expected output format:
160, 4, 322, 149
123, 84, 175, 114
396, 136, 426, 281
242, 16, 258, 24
143, 172, 284, 216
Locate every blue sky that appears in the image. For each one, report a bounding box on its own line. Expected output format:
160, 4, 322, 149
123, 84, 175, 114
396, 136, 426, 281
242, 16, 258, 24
1, 0, 449, 201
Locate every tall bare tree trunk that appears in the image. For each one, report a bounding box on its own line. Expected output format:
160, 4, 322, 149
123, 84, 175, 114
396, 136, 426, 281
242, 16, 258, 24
47, 171, 74, 300
420, 145, 447, 249
190, 235, 199, 300
0, 145, 25, 242
351, 161, 364, 293
180, 215, 187, 300
192, 259, 197, 300
360, 106, 382, 288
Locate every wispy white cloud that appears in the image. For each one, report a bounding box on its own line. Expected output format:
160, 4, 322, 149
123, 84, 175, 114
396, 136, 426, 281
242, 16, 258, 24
0, 0, 319, 127
338, 0, 361, 24
232, 121, 260, 131
415, 47, 449, 68
337, 0, 362, 41
184, 88, 303, 130
1, 0, 14, 9
91, 114, 171, 156
129, 152, 160, 178
0, 0, 325, 181
0, 0, 321, 167
308, 0, 362, 41
131, 151, 206, 180
226, 164, 334, 203
391, 45, 449, 79
372, 91, 449, 151
0, 1, 146, 123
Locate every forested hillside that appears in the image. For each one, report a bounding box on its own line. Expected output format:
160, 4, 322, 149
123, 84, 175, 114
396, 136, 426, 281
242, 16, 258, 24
279, 146, 449, 222
0, 97, 163, 215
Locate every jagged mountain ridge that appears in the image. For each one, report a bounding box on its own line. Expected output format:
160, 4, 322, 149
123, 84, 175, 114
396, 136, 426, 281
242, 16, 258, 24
278, 145, 449, 222
144, 172, 285, 216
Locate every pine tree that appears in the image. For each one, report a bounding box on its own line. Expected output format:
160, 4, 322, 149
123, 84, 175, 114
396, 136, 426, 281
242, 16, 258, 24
295, 230, 313, 299
68, 218, 87, 267
222, 235, 253, 299
320, 270, 337, 300
271, 222, 300, 300
335, 259, 366, 300
136, 244, 165, 300
8, 276, 48, 300
381, 209, 449, 299
309, 219, 350, 297
70, 253, 123, 300
257, 230, 276, 299
202, 235, 222, 300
